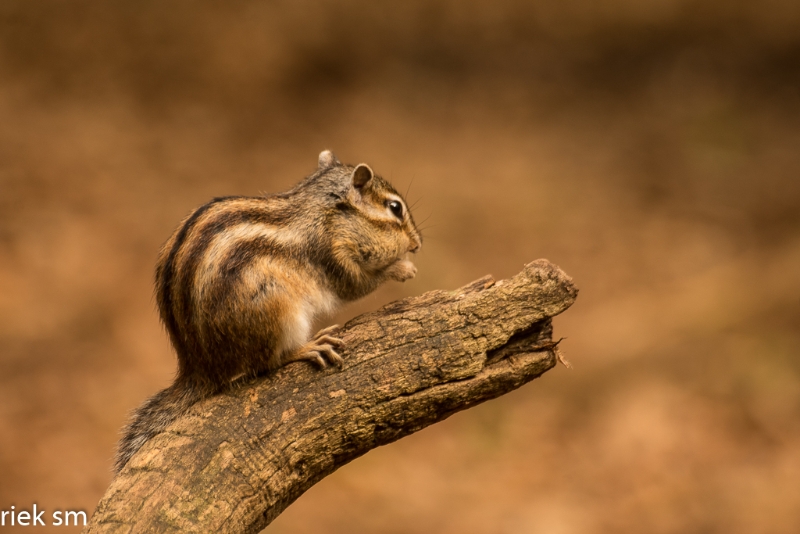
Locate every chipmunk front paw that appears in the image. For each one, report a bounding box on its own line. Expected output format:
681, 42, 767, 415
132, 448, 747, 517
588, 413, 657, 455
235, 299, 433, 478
387, 259, 417, 282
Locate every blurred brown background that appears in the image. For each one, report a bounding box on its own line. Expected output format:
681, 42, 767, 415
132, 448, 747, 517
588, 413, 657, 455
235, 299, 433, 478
1, 1, 799, 532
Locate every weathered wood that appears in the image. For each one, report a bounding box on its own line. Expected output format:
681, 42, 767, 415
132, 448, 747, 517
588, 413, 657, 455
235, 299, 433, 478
85, 259, 578, 533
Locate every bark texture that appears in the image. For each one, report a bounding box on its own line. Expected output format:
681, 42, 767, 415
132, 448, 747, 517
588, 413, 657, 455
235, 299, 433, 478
85, 259, 578, 533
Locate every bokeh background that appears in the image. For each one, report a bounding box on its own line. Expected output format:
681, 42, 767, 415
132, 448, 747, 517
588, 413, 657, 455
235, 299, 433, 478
1, 1, 799, 532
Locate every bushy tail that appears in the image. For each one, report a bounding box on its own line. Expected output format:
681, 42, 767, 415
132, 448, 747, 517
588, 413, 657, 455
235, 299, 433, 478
114, 376, 208, 473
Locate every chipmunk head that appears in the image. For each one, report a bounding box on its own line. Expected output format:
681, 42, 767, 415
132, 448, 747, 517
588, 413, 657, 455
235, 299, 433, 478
318, 151, 422, 282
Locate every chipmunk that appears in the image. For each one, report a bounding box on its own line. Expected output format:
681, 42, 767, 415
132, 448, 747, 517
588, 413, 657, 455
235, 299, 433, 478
115, 150, 421, 473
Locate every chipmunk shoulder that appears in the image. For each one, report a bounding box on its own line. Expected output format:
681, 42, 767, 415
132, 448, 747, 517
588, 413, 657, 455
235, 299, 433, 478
115, 150, 421, 473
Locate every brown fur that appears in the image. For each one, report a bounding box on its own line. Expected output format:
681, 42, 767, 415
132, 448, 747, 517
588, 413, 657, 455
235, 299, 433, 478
115, 151, 421, 473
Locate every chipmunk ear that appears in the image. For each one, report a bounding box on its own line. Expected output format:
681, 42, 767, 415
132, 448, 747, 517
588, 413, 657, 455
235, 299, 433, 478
351, 164, 374, 189
318, 150, 340, 169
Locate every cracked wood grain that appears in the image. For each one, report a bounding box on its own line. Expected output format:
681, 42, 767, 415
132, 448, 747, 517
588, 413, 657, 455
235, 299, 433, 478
84, 259, 578, 534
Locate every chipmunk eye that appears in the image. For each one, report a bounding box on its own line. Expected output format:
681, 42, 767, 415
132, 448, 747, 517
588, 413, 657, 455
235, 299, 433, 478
387, 200, 404, 220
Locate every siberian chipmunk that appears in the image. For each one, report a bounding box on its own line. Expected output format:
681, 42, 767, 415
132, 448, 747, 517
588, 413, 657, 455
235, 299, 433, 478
115, 150, 422, 473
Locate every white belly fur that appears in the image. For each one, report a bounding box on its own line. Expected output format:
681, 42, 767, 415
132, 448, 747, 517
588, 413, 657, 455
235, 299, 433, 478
277, 282, 340, 356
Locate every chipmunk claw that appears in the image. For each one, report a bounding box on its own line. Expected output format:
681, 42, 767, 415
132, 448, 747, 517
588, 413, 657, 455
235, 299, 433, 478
289, 325, 345, 368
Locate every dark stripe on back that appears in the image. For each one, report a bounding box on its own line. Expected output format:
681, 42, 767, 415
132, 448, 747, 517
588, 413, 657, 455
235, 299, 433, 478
158, 196, 243, 362
174, 202, 296, 363
206, 235, 299, 313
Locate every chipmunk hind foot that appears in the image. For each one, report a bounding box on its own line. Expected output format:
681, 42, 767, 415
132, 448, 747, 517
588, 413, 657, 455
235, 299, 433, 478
282, 325, 345, 368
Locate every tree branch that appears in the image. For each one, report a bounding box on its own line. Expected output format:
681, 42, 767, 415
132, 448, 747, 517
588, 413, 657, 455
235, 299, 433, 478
85, 259, 578, 533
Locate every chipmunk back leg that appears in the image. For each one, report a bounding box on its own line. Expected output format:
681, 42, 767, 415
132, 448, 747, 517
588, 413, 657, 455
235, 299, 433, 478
250, 260, 344, 369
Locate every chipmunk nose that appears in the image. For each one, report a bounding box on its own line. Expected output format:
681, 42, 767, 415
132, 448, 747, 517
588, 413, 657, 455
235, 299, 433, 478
408, 235, 421, 253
